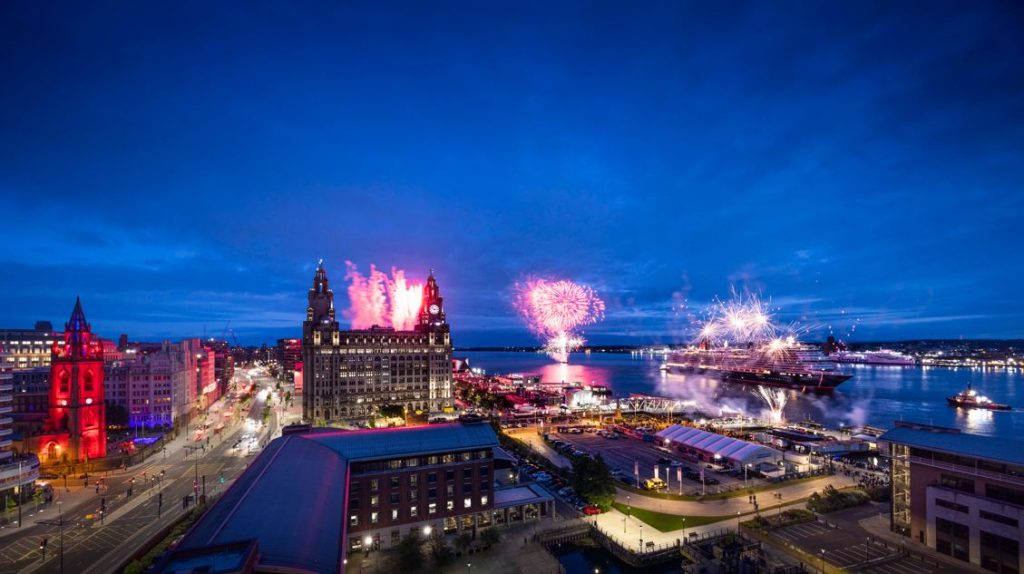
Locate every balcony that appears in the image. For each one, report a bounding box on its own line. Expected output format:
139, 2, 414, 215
911, 455, 1024, 488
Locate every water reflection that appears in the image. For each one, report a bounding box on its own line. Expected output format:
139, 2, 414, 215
463, 351, 1024, 439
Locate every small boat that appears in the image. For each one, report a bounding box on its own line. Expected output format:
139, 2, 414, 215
947, 383, 1011, 411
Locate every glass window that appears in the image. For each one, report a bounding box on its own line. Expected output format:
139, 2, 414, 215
391, 509, 399, 520
391, 476, 400, 488
463, 468, 473, 479
371, 511, 379, 524
481, 495, 488, 506
446, 500, 454, 511
410, 505, 418, 518
410, 475, 418, 487
461, 452, 473, 461
464, 497, 472, 509
442, 454, 454, 463
371, 495, 379, 507
428, 455, 439, 465
350, 515, 358, 526
370, 479, 379, 491
429, 502, 437, 514
390, 493, 400, 504
428, 472, 437, 483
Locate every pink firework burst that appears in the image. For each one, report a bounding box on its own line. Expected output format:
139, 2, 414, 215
344, 262, 424, 331
514, 278, 605, 338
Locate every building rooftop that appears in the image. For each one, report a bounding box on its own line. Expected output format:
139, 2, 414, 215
879, 422, 1024, 466
171, 422, 500, 574
656, 424, 782, 466
176, 436, 348, 574
494, 483, 552, 508
306, 421, 499, 461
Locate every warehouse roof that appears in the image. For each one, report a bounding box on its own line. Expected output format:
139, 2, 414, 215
308, 421, 499, 461
656, 425, 782, 466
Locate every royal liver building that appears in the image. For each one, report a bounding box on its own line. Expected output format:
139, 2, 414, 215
301, 262, 455, 424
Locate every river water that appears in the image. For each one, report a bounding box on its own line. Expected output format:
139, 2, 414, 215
461, 351, 1024, 439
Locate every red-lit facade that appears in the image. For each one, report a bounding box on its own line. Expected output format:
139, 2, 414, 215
37, 298, 107, 464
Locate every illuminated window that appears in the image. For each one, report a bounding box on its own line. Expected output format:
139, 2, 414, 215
410, 505, 418, 517
391, 509, 398, 520
461, 452, 472, 461
371, 495, 379, 507
371, 512, 379, 524
350, 515, 358, 526
481, 495, 488, 506
429, 503, 437, 515
446, 500, 454, 511
371, 479, 379, 491
463, 498, 472, 509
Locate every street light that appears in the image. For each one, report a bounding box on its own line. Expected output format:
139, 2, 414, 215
820, 548, 826, 574
423, 525, 432, 536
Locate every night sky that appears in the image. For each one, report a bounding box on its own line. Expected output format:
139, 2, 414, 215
2, 2, 1022, 346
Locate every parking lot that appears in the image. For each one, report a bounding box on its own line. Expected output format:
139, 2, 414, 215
773, 518, 938, 574
546, 427, 767, 495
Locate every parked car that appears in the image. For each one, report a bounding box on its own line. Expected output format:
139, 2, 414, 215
582, 505, 602, 515
642, 478, 667, 490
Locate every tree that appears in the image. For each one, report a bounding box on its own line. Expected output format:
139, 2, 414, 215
429, 532, 454, 567
396, 531, 422, 571
480, 527, 500, 546
454, 532, 473, 554
571, 454, 616, 510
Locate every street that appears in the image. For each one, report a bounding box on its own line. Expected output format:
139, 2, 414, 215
0, 368, 285, 574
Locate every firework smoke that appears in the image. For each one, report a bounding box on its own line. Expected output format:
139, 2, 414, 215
344, 262, 424, 330
514, 278, 605, 363
755, 385, 788, 425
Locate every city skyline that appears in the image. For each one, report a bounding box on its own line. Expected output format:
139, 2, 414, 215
3, 2, 1023, 345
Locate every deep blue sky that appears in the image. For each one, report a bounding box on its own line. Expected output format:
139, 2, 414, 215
1, 2, 1022, 346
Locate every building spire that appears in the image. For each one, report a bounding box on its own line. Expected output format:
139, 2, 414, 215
67, 296, 89, 333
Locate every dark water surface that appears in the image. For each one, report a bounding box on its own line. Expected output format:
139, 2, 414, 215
461, 351, 1024, 438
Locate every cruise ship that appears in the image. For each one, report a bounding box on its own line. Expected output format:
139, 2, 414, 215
663, 342, 852, 392
831, 349, 915, 366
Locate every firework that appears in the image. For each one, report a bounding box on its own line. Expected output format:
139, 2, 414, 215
755, 385, 788, 425
344, 262, 424, 330
694, 291, 778, 345
514, 278, 605, 363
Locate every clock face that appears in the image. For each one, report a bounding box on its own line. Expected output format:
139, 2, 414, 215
429, 304, 440, 315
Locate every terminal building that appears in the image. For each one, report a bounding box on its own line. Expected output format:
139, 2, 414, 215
881, 421, 1024, 573
301, 262, 455, 424
156, 420, 552, 573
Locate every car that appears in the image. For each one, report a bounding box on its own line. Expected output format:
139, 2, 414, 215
574, 501, 588, 511
670, 460, 685, 468
558, 486, 575, 497
642, 478, 667, 490
582, 505, 602, 515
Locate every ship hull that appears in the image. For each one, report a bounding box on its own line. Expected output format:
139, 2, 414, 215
665, 363, 850, 392
946, 398, 1011, 411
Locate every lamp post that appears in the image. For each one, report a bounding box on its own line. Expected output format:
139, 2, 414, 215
865, 536, 870, 563
639, 524, 643, 552
681, 517, 686, 541
820, 548, 826, 574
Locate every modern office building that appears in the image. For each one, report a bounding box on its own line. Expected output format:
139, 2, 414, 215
301, 262, 455, 424
0, 366, 40, 511
0, 321, 60, 370
276, 338, 301, 379
881, 421, 1024, 573
156, 420, 552, 573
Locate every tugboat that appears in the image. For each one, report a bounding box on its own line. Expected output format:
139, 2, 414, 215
947, 383, 1011, 411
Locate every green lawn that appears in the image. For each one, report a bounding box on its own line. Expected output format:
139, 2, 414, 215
610, 502, 732, 533
618, 473, 827, 502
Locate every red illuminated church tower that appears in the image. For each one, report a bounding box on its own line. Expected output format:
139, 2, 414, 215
38, 297, 107, 463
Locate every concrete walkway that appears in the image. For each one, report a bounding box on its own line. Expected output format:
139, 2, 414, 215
617, 473, 857, 517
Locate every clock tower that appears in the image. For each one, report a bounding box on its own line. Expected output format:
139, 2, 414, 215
417, 269, 448, 332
